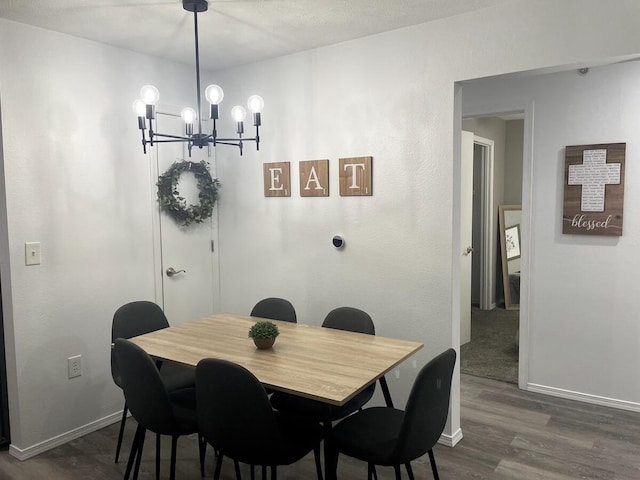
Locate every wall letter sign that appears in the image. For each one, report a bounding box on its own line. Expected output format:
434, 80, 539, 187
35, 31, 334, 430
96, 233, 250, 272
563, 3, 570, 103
563, 143, 625, 236
299, 159, 329, 197
263, 162, 291, 197
339, 156, 372, 196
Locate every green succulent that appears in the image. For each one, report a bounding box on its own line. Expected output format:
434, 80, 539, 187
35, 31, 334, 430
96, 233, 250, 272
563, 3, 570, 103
248, 320, 280, 340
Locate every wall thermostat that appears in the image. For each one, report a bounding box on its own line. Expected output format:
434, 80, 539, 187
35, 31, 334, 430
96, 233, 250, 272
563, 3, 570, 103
332, 235, 345, 249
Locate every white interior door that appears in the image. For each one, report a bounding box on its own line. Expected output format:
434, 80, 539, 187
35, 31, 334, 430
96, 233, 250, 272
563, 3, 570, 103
460, 130, 474, 345
153, 112, 218, 325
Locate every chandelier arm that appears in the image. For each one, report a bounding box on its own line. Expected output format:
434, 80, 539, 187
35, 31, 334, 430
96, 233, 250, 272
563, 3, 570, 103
152, 132, 192, 141
215, 137, 258, 143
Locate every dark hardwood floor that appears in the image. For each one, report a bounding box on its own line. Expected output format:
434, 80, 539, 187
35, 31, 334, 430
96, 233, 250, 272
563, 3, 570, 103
1, 374, 639, 479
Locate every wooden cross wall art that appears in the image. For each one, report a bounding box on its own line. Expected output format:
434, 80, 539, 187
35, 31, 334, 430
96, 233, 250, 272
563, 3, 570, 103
562, 142, 625, 236
263, 162, 291, 197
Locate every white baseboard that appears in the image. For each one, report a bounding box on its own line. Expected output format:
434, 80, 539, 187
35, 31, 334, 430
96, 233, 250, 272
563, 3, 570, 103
438, 427, 463, 447
527, 383, 640, 413
9, 411, 123, 461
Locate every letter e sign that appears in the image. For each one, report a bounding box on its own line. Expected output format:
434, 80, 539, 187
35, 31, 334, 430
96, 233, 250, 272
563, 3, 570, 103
299, 159, 329, 197
339, 156, 372, 196
263, 162, 291, 197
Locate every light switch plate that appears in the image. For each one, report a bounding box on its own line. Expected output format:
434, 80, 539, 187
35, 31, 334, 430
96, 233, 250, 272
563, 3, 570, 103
25, 242, 41, 265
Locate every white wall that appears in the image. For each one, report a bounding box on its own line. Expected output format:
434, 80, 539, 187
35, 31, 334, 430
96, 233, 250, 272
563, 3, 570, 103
3, 0, 640, 455
463, 61, 640, 406
505, 119, 524, 204
209, 0, 640, 441
0, 19, 196, 455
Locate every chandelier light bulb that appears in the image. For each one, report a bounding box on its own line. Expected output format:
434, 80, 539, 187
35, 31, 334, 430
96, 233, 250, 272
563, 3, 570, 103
140, 85, 160, 105
132, 99, 146, 117
205, 85, 224, 105
247, 95, 264, 114
231, 105, 247, 123
181, 107, 197, 124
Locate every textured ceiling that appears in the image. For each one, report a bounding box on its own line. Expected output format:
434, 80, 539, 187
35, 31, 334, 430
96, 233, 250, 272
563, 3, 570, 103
0, 0, 514, 70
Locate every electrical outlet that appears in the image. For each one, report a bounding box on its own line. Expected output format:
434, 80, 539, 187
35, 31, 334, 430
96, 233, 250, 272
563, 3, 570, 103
68, 355, 82, 379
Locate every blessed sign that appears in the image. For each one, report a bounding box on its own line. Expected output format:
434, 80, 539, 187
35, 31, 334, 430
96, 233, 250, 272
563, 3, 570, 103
563, 143, 625, 236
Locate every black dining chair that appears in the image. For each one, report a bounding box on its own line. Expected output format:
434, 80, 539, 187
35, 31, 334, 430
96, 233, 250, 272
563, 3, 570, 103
196, 358, 324, 480
111, 301, 196, 464
270, 307, 393, 420
113, 338, 206, 480
329, 348, 457, 480
250, 297, 297, 323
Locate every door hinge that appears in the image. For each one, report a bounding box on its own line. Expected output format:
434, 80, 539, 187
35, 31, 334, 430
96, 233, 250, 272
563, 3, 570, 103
211, 240, 215, 252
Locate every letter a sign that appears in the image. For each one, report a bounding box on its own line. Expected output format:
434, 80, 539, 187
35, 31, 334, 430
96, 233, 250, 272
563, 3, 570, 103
299, 160, 329, 197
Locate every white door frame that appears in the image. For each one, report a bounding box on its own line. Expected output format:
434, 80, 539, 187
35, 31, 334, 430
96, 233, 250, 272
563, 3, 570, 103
473, 135, 495, 310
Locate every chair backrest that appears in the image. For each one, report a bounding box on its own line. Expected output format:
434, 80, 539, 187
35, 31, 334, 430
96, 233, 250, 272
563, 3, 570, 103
111, 301, 171, 387
112, 338, 177, 435
250, 297, 297, 323
392, 348, 457, 463
322, 307, 375, 335
196, 358, 281, 464
112, 301, 170, 342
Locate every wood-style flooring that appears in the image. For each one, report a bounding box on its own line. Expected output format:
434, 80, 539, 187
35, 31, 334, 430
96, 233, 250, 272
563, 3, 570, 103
1, 374, 639, 479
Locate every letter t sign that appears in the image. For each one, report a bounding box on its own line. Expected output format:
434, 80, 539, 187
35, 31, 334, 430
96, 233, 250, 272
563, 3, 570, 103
339, 156, 373, 196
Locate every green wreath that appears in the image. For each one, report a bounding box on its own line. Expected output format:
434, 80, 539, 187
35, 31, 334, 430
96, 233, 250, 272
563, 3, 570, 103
157, 160, 220, 226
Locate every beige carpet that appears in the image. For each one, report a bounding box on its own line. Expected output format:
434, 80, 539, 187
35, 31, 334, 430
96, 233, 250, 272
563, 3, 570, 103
460, 306, 519, 384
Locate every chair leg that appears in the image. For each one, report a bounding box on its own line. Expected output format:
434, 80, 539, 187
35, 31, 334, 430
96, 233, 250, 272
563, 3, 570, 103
170, 435, 179, 480
234, 459, 242, 480
124, 424, 145, 480
313, 444, 323, 480
405, 462, 415, 480
393, 464, 402, 480
367, 463, 375, 480
123, 424, 139, 480
262, 465, 267, 480
213, 452, 223, 480
250, 464, 255, 480
270, 465, 277, 480
115, 403, 128, 463
133, 428, 146, 480
199, 435, 206, 477
133, 426, 147, 480
156, 433, 161, 480
428, 449, 439, 480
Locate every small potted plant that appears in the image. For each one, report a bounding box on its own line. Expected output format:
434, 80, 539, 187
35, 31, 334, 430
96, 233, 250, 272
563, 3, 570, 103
248, 320, 280, 349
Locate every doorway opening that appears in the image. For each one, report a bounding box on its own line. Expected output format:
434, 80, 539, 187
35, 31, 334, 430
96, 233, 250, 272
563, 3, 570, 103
460, 116, 524, 385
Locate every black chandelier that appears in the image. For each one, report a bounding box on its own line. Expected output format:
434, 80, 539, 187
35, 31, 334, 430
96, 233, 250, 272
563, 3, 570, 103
133, 0, 263, 156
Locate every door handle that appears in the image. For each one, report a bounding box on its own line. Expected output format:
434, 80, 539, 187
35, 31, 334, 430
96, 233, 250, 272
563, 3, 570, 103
463, 246, 474, 256
166, 267, 186, 277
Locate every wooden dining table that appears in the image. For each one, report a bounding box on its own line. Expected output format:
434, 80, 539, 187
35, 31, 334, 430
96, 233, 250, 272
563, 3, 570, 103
129, 312, 423, 479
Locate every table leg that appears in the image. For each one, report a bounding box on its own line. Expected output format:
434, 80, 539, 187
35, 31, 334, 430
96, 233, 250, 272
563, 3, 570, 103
323, 403, 337, 480
379, 375, 394, 408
